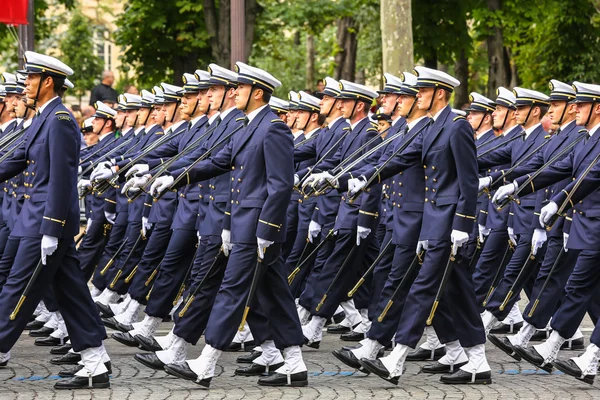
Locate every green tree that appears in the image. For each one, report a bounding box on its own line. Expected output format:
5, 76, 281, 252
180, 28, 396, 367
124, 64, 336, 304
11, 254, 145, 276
58, 11, 103, 105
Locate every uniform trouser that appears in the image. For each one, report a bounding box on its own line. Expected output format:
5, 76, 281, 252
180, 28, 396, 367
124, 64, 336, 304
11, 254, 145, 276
282, 202, 299, 262
310, 228, 377, 318
367, 229, 394, 319
93, 210, 128, 290
284, 228, 316, 298
0, 221, 10, 257
368, 244, 418, 346
172, 235, 228, 344
0, 236, 20, 293
189, 237, 208, 285
127, 223, 173, 304
354, 236, 379, 310
79, 219, 112, 282
105, 220, 149, 295
144, 229, 197, 318
523, 237, 580, 329
485, 233, 545, 320
395, 240, 485, 349
376, 222, 387, 249
551, 249, 600, 340
298, 222, 336, 311
472, 229, 510, 312
0, 236, 106, 353
204, 243, 303, 350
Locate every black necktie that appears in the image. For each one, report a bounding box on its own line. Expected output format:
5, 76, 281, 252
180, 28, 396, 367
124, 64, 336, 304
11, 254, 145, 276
243, 117, 249, 127
213, 116, 222, 128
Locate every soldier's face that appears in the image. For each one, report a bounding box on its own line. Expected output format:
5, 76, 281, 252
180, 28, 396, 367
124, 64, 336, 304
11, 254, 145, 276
548, 101, 567, 125
24, 73, 40, 100
164, 102, 177, 121
514, 105, 531, 125
340, 99, 357, 119
416, 87, 434, 110
575, 102, 593, 126
126, 109, 138, 126
4, 94, 17, 116
197, 89, 211, 114
138, 107, 151, 125
319, 95, 336, 117
467, 111, 485, 130
115, 111, 126, 127
381, 93, 399, 115
92, 117, 105, 134
153, 104, 166, 125
295, 110, 311, 130
492, 105, 509, 129
181, 93, 199, 116
398, 95, 415, 117
207, 86, 225, 110
14, 97, 27, 118
234, 83, 251, 110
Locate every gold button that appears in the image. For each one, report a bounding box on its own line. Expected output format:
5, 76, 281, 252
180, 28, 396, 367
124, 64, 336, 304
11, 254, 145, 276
26, 160, 30, 164
397, 204, 401, 208
431, 200, 435, 204
231, 177, 234, 181
240, 166, 244, 170
399, 172, 402, 175
237, 189, 240, 193
31, 172, 35, 176
432, 189, 436, 192
232, 166, 235, 170
432, 166, 436, 170
433, 178, 437, 182
231, 189, 234, 192
423, 165, 427, 169
425, 187, 429, 191
399, 193, 402, 197
236, 201, 239, 204
238, 178, 242, 182
425, 176, 428, 180
425, 198, 428, 202
231, 200, 234, 204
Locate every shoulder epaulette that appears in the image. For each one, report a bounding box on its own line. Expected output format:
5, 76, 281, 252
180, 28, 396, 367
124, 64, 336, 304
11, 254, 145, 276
156, 131, 165, 135
453, 116, 466, 121
579, 129, 588, 133
366, 127, 378, 132
343, 127, 351, 131
55, 111, 69, 115
370, 122, 378, 127
236, 117, 245, 122
56, 110, 72, 121
271, 119, 284, 123
544, 135, 551, 139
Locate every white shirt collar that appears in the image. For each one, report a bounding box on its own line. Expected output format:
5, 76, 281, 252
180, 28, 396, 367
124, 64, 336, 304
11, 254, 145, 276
98, 132, 113, 142
0, 119, 14, 133
208, 112, 220, 124
350, 116, 369, 131
23, 118, 33, 129
246, 104, 268, 124
37, 96, 59, 115
169, 120, 187, 133
502, 124, 520, 137
304, 128, 319, 139
524, 122, 541, 139
407, 116, 428, 131
327, 116, 343, 129
220, 106, 236, 120
475, 128, 493, 141
391, 116, 403, 126
431, 105, 448, 121
190, 114, 207, 129
293, 131, 304, 140
560, 120, 575, 131
145, 123, 157, 131
588, 122, 600, 138
134, 126, 144, 135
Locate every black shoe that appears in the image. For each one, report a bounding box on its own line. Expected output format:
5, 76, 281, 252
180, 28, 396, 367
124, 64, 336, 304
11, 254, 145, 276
440, 369, 492, 384
58, 362, 112, 377
303, 337, 320, 349
96, 302, 114, 318
237, 350, 262, 364
406, 347, 446, 361
530, 330, 552, 342
50, 343, 72, 355
235, 362, 284, 376
340, 331, 364, 342
102, 317, 132, 333
162, 315, 172, 323
135, 334, 163, 352
134, 353, 165, 371
35, 336, 68, 346
29, 326, 54, 337
341, 343, 385, 358
332, 311, 345, 324
164, 362, 211, 388
258, 370, 308, 387
0, 361, 7, 367
513, 345, 553, 373
331, 349, 369, 373
54, 372, 110, 389
358, 358, 399, 385
422, 361, 468, 374
553, 358, 595, 385
326, 324, 351, 334
25, 320, 45, 330
224, 340, 256, 352
561, 337, 585, 351
51, 352, 81, 365
112, 332, 139, 347
487, 334, 521, 361
489, 321, 523, 334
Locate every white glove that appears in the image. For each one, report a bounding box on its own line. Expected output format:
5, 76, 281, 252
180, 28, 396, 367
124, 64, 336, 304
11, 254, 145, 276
257, 237, 274, 259
316, 171, 338, 188
41, 235, 58, 265
478, 176, 492, 192
302, 172, 324, 189
142, 216, 152, 237
197, 231, 201, 241
478, 224, 491, 243
77, 179, 91, 190
105, 211, 116, 224
531, 228, 547, 255
221, 229, 233, 256
293, 174, 300, 186
308, 220, 321, 243
451, 229, 469, 255
150, 175, 175, 196
86, 218, 93, 232
121, 174, 150, 194
77, 166, 82, 174
356, 226, 371, 246
91, 166, 116, 181
416, 240, 429, 255
563, 232, 569, 252
96, 160, 113, 170
126, 163, 149, 178
507, 226, 517, 246
348, 177, 367, 196
492, 181, 517, 204
539, 200, 558, 227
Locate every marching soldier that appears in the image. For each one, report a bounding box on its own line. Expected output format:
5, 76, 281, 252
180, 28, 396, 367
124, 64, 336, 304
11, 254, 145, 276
0, 51, 111, 389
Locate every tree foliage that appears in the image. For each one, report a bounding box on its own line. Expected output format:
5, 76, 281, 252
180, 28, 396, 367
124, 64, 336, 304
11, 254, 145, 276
58, 11, 103, 103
